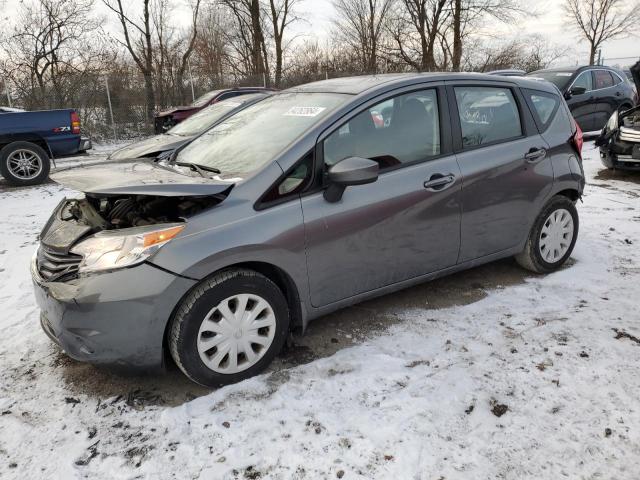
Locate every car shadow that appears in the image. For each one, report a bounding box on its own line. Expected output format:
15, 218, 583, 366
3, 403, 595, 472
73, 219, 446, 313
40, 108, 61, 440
594, 167, 640, 185
54, 258, 529, 407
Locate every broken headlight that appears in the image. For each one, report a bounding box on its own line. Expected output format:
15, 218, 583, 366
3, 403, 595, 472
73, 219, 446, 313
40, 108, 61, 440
70, 224, 185, 274
605, 110, 618, 132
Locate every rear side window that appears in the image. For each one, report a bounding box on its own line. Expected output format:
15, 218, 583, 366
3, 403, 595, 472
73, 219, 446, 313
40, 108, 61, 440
594, 70, 614, 89
523, 89, 560, 132
454, 86, 522, 148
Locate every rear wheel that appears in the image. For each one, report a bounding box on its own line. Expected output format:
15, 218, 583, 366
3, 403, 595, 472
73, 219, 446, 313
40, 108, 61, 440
168, 269, 290, 387
515, 196, 579, 273
0, 141, 50, 186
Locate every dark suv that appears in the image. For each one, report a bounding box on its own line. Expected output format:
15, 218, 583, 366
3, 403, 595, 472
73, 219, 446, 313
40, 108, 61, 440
33, 73, 584, 387
154, 87, 276, 133
528, 65, 635, 133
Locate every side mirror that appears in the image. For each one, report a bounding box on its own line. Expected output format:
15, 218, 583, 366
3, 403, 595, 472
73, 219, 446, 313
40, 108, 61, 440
567, 86, 587, 98
324, 156, 379, 202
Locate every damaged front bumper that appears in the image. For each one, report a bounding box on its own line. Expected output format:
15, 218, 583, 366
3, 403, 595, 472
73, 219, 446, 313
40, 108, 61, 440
31, 251, 196, 370
597, 107, 640, 171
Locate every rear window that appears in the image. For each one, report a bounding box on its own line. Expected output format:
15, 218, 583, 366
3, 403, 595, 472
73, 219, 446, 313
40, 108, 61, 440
594, 70, 614, 89
523, 89, 560, 131
528, 70, 575, 90
454, 86, 522, 148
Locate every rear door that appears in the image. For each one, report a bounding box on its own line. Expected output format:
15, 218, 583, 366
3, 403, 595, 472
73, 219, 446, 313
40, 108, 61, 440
301, 85, 462, 307
591, 69, 621, 130
448, 82, 554, 263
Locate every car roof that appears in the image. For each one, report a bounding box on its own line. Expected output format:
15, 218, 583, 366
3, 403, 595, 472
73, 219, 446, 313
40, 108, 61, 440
286, 72, 559, 95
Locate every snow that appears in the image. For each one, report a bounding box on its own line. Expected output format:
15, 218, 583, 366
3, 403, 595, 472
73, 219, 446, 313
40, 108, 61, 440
1, 142, 639, 479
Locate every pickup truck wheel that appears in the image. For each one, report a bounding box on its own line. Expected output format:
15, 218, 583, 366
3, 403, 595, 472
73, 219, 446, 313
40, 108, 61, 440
0, 141, 50, 186
168, 269, 290, 387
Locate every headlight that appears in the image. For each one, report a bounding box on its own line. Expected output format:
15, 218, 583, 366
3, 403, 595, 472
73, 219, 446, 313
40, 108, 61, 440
70, 224, 185, 274
605, 110, 618, 132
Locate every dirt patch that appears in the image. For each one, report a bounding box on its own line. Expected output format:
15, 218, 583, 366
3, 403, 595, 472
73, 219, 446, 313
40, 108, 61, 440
613, 328, 640, 345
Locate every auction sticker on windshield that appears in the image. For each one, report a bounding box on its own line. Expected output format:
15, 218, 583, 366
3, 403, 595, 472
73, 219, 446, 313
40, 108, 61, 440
284, 106, 327, 117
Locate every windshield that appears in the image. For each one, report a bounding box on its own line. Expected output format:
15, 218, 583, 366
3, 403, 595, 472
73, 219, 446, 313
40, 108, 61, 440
528, 70, 575, 90
168, 94, 265, 136
191, 90, 223, 108
175, 92, 348, 178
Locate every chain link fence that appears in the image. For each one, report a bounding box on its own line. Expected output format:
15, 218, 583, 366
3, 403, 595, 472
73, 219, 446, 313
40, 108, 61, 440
2, 69, 345, 143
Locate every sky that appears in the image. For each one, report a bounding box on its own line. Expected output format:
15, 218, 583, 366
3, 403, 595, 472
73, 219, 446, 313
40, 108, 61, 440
1, 0, 638, 68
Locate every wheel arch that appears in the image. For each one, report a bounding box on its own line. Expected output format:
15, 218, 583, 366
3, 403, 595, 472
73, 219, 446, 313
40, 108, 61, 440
554, 188, 581, 202
161, 261, 304, 368
0, 136, 53, 158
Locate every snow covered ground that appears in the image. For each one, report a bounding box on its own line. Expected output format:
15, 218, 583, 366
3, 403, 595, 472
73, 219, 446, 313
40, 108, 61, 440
0, 142, 639, 479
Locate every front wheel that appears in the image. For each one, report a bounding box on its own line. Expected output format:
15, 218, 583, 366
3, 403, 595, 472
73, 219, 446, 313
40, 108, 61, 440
515, 196, 579, 273
0, 141, 50, 186
168, 269, 290, 387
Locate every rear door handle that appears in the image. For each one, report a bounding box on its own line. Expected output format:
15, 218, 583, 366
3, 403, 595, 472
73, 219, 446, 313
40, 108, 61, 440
423, 173, 456, 191
524, 148, 547, 163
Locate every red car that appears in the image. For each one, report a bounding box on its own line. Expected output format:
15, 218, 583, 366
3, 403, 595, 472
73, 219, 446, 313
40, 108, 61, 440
154, 87, 276, 133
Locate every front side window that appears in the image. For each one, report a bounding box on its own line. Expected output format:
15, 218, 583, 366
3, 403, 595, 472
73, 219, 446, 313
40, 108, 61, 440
176, 92, 348, 179
594, 70, 614, 89
454, 86, 522, 148
572, 71, 593, 92
323, 89, 440, 171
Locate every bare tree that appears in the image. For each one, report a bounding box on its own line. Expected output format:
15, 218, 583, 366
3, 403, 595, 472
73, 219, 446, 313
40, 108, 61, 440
267, 0, 301, 87
103, 0, 155, 122
221, 0, 270, 83
0, 0, 107, 109
564, 0, 640, 65
387, 0, 448, 71
192, 3, 230, 89
447, 0, 526, 71
333, 0, 394, 73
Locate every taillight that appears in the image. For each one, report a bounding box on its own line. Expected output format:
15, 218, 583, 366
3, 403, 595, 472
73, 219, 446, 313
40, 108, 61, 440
572, 121, 583, 158
71, 111, 81, 134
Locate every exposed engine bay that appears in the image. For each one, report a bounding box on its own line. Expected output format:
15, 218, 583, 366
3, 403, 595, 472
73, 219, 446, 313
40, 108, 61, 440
66, 194, 221, 230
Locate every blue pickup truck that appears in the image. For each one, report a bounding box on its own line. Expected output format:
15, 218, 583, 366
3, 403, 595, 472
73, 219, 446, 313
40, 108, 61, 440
0, 108, 91, 186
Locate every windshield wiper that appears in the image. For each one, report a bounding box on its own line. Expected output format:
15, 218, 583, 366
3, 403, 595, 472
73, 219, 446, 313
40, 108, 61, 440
174, 161, 221, 177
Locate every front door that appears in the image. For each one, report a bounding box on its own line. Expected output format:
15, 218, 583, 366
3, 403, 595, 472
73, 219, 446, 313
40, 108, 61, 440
566, 70, 596, 132
302, 87, 462, 307
449, 83, 554, 262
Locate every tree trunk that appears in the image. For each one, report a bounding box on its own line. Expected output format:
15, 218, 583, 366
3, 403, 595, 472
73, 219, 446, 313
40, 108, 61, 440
589, 42, 597, 65
144, 72, 155, 126
452, 0, 462, 71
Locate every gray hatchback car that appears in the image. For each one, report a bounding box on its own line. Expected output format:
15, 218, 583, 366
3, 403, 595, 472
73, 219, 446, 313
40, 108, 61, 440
32, 73, 585, 387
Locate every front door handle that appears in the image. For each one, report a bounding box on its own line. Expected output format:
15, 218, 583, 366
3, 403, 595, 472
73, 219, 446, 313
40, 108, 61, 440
524, 148, 547, 163
423, 173, 456, 191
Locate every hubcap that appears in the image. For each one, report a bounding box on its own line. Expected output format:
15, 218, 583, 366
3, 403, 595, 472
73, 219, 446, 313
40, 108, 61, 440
539, 208, 574, 263
197, 294, 276, 374
8, 149, 43, 180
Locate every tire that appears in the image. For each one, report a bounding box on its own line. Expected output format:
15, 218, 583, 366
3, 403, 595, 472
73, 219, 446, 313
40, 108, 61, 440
168, 268, 290, 387
515, 195, 579, 274
0, 141, 50, 186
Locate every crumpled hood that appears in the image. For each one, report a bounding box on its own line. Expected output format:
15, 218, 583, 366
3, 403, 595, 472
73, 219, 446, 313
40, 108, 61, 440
51, 159, 234, 197
108, 135, 192, 160
155, 106, 197, 118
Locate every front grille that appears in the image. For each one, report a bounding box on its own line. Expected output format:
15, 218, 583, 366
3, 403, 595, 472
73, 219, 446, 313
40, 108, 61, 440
619, 127, 640, 143
37, 246, 82, 282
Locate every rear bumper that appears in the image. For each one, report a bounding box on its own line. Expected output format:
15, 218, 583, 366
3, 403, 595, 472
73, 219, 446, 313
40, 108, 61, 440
31, 254, 196, 370
79, 136, 92, 152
